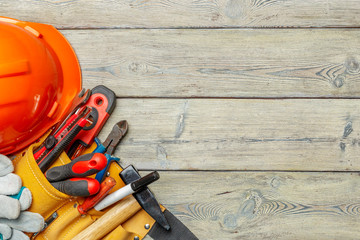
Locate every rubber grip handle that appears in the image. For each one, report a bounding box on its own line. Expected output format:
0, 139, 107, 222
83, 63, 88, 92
67, 86, 116, 158
131, 171, 160, 192
38, 121, 86, 173
46, 153, 107, 182
51, 178, 100, 197
91, 85, 116, 114
78, 177, 116, 214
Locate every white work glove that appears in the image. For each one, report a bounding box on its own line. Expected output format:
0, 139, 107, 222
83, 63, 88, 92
0, 155, 44, 240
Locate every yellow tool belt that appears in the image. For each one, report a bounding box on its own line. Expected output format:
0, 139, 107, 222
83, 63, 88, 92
12, 137, 156, 240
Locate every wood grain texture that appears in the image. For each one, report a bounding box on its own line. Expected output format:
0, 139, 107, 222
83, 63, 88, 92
101, 98, 360, 171
2, 0, 360, 28
4, 1, 360, 240
59, 29, 360, 98
144, 171, 360, 240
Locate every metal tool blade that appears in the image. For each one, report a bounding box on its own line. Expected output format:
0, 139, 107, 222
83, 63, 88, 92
103, 120, 128, 155
55, 89, 91, 135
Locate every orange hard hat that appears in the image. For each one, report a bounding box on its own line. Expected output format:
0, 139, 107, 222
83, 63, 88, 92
0, 17, 82, 155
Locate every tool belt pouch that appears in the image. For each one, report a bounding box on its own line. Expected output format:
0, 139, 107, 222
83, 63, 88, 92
13, 140, 156, 240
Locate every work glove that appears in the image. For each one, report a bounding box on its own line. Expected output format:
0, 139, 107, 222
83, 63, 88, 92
0, 155, 44, 240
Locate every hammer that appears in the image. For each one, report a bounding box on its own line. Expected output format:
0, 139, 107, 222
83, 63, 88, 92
92, 122, 169, 230
72, 196, 141, 240
73, 167, 169, 240
120, 165, 170, 230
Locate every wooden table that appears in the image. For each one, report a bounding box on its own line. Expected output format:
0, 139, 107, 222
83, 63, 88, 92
4, 1, 360, 239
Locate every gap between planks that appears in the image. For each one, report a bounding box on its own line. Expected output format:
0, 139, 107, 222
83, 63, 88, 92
140, 169, 360, 173
114, 97, 360, 100
59, 26, 360, 30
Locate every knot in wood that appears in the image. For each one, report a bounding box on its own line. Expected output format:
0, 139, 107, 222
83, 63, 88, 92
345, 56, 360, 74
333, 74, 345, 88
128, 62, 147, 74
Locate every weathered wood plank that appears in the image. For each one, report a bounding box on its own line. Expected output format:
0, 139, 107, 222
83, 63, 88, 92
143, 171, 360, 239
103, 98, 360, 171
61, 29, 360, 98
2, 0, 360, 28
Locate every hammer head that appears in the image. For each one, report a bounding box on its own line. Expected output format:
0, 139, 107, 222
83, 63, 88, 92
120, 165, 170, 231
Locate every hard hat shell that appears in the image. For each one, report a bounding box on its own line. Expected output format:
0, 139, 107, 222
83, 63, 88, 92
0, 17, 82, 155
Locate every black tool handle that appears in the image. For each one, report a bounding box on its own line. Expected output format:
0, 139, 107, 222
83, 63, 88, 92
120, 165, 170, 230
131, 171, 160, 192
51, 178, 100, 197
38, 123, 84, 173
45, 153, 107, 182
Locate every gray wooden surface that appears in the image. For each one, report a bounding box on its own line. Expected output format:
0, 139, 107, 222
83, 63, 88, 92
62, 29, 360, 98
3, 1, 360, 239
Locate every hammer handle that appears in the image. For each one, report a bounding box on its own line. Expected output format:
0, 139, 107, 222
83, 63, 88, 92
72, 196, 141, 240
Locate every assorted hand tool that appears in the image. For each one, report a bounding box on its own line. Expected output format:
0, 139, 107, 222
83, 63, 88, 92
32, 86, 118, 198
51, 178, 100, 197
45, 153, 108, 197
29, 85, 195, 239
35, 106, 93, 172
94, 171, 160, 211
0, 12, 200, 238
73, 196, 142, 240
77, 177, 117, 215
45, 153, 107, 182
55, 88, 92, 133
120, 165, 171, 230
31, 87, 161, 208
67, 85, 116, 159
93, 120, 128, 182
